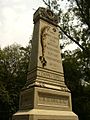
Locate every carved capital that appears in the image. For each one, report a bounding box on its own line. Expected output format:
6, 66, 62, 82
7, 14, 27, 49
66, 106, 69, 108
33, 7, 59, 25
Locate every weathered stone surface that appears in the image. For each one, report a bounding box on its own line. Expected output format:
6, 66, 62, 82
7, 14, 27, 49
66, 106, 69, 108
26, 9, 67, 91
12, 7, 78, 120
13, 109, 78, 120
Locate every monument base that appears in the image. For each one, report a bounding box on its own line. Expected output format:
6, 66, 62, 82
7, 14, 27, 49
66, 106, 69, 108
12, 109, 78, 120
12, 87, 78, 120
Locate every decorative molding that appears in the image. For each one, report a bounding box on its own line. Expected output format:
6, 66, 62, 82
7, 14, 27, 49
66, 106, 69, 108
38, 92, 69, 107
33, 7, 59, 25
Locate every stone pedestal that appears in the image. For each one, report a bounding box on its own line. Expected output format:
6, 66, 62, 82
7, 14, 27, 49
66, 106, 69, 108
12, 7, 78, 120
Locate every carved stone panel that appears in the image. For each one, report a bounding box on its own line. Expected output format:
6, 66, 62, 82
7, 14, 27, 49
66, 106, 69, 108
39, 22, 63, 73
37, 70, 64, 82
19, 89, 34, 110
38, 92, 69, 108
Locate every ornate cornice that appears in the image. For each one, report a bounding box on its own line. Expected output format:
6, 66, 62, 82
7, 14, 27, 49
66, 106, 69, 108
33, 7, 59, 25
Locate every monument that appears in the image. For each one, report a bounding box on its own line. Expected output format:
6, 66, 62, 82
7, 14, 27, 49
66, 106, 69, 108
12, 7, 78, 120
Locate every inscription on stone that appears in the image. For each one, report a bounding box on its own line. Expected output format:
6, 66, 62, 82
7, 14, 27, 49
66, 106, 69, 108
37, 70, 64, 82
20, 91, 33, 108
38, 92, 69, 107
40, 25, 62, 71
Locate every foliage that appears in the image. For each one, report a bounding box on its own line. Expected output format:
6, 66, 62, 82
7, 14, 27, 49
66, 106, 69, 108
62, 48, 90, 120
0, 44, 31, 120
42, 0, 60, 12
69, 0, 90, 29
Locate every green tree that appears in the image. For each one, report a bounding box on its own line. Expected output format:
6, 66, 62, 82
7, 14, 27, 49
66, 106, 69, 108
0, 43, 31, 120
62, 48, 90, 120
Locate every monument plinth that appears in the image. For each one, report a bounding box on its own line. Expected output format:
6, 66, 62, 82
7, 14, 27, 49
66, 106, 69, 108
12, 7, 78, 120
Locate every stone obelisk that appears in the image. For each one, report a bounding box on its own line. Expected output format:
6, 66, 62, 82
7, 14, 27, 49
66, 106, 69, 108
12, 7, 78, 120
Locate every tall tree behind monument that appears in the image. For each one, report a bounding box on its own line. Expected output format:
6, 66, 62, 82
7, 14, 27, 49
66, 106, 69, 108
12, 7, 78, 120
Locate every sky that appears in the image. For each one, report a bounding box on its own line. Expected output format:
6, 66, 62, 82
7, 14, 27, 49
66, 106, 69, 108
0, 0, 77, 50
0, 0, 44, 48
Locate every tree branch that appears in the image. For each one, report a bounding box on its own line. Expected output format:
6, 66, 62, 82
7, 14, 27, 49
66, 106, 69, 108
75, 0, 90, 29
58, 25, 85, 51
42, 0, 51, 9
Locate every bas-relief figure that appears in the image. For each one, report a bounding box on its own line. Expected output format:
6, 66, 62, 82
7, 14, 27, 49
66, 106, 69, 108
39, 26, 50, 67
